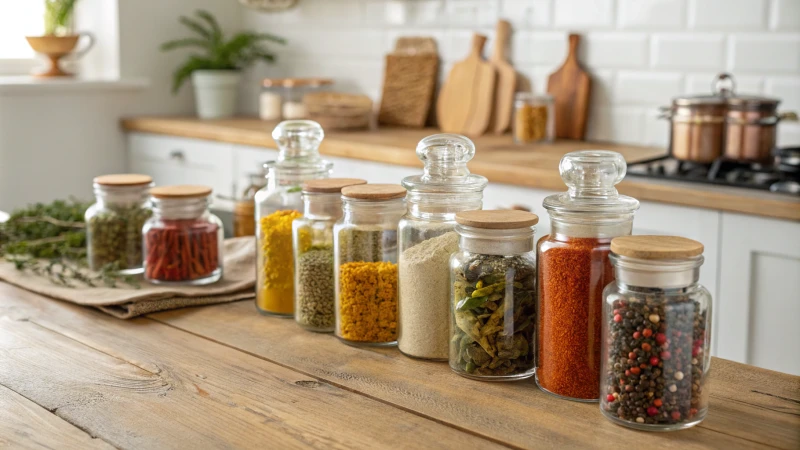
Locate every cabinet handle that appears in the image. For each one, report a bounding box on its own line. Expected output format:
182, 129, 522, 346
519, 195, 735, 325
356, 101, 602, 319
169, 150, 185, 162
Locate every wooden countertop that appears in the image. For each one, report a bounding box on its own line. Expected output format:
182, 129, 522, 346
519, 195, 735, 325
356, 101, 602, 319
1, 282, 798, 449
121, 117, 800, 222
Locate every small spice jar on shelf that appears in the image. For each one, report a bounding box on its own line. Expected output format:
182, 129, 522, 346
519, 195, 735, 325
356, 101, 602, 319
260, 78, 334, 121
536, 150, 639, 401
450, 210, 538, 381
334, 184, 406, 346
601, 236, 712, 431
513, 93, 554, 144
85, 174, 154, 274
233, 172, 267, 237
397, 134, 488, 361
293, 178, 367, 332
142, 185, 224, 285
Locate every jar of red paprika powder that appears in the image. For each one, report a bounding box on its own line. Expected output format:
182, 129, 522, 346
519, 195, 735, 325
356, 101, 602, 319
536, 151, 639, 402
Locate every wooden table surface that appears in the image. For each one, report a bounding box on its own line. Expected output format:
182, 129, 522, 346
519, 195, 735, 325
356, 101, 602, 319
1, 282, 798, 450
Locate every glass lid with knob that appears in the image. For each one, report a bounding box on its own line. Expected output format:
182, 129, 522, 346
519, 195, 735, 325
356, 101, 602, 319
401, 134, 488, 196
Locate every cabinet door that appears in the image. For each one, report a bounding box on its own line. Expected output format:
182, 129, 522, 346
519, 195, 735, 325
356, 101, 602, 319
718, 213, 800, 375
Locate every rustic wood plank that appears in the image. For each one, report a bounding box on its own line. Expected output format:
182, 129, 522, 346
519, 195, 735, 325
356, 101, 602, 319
152, 300, 800, 450
0, 284, 505, 450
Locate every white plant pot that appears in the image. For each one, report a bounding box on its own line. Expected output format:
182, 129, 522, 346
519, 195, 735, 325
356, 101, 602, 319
191, 70, 241, 119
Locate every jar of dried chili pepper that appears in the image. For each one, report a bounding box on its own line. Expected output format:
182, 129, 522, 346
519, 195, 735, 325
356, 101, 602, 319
536, 150, 639, 402
143, 185, 224, 285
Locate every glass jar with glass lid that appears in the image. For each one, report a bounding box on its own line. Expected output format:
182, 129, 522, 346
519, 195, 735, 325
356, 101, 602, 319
536, 151, 640, 401
600, 235, 711, 431
449, 210, 538, 381
85, 174, 154, 274
397, 134, 488, 360
334, 184, 406, 346
255, 120, 333, 317
293, 178, 366, 332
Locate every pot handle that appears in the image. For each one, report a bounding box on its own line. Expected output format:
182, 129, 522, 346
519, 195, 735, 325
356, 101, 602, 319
712, 73, 736, 97
657, 106, 673, 119
778, 111, 799, 122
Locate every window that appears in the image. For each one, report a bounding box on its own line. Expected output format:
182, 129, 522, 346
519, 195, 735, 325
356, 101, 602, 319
0, 1, 45, 73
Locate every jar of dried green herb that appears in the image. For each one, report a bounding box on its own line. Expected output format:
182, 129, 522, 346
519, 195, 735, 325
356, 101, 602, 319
85, 174, 153, 274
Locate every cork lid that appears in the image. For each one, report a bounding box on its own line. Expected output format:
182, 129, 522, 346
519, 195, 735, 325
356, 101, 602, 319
611, 235, 704, 259
262, 78, 333, 88
455, 210, 539, 229
94, 174, 152, 186
341, 184, 406, 200
150, 185, 212, 199
304, 178, 367, 193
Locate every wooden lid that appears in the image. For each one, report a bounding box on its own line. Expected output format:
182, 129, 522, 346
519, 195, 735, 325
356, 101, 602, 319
341, 184, 406, 200
150, 185, 212, 199
303, 178, 367, 193
611, 235, 704, 259
94, 174, 152, 186
262, 78, 333, 88
455, 210, 539, 229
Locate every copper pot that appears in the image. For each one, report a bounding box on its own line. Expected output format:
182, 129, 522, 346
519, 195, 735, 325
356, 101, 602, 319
724, 96, 798, 163
662, 98, 727, 163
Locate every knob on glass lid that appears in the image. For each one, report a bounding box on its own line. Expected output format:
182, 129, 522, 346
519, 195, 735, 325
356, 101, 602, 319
272, 119, 324, 162
402, 134, 488, 193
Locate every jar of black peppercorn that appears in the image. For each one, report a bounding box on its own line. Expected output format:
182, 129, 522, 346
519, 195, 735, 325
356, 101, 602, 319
600, 235, 712, 431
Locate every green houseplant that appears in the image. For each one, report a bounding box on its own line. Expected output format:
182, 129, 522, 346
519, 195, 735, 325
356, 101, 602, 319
26, 0, 95, 77
44, 0, 78, 35
161, 10, 285, 118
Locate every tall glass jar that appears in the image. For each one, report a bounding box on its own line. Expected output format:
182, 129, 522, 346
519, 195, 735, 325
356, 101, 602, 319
143, 185, 224, 285
398, 134, 488, 360
536, 151, 640, 401
513, 93, 555, 144
85, 174, 153, 274
600, 235, 712, 431
334, 184, 406, 346
255, 120, 333, 317
293, 178, 366, 332
449, 210, 538, 381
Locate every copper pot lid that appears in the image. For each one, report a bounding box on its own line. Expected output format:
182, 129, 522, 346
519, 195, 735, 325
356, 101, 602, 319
672, 73, 780, 111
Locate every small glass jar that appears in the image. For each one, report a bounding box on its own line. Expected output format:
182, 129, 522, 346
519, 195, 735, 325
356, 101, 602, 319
255, 120, 333, 316
233, 172, 267, 238
513, 93, 555, 144
536, 151, 640, 401
85, 174, 153, 274
260, 78, 333, 121
334, 184, 406, 346
398, 134, 488, 360
600, 235, 712, 431
293, 178, 366, 332
449, 210, 538, 381
143, 185, 224, 285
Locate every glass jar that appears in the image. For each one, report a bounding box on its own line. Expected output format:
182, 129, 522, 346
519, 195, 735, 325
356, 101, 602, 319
260, 78, 333, 121
255, 120, 333, 316
513, 93, 555, 144
143, 185, 224, 285
600, 235, 712, 431
334, 184, 406, 346
397, 134, 488, 360
233, 172, 267, 238
293, 178, 366, 332
449, 210, 538, 381
536, 151, 640, 401
86, 174, 153, 274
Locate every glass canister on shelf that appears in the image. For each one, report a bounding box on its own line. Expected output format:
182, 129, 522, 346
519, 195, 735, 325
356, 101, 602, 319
601, 236, 711, 431
513, 93, 555, 144
143, 185, 224, 285
293, 178, 367, 332
536, 150, 640, 401
233, 172, 267, 237
450, 210, 538, 380
85, 174, 153, 274
334, 184, 406, 346
260, 78, 334, 121
255, 120, 333, 316
397, 134, 488, 360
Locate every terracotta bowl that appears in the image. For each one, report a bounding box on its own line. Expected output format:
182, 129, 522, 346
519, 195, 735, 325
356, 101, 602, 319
25, 35, 80, 77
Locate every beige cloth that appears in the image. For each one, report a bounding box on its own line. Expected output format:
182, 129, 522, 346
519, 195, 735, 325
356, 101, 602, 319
0, 237, 256, 319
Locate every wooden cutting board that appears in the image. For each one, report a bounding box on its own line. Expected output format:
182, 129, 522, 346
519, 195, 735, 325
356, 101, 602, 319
378, 37, 439, 128
547, 34, 592, 140
436, 33, 496, 136
488, 20, 516, 134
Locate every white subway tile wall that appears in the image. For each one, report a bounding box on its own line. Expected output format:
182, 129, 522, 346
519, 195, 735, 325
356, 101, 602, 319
242, 0, 800, 147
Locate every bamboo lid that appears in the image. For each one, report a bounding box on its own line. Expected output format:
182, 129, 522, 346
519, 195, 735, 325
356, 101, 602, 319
94, 174, 152, 186
455, 210, 539, 229
262, 78, 333, 88
341, 184, 406, 200
304, 178, 367, 193
611, 235, 704, 259
150, 185, 212, 199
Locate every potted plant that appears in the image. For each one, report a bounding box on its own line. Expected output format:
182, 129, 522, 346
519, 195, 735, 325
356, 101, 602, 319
161, 10, 286, 119
26, 0, 95, 77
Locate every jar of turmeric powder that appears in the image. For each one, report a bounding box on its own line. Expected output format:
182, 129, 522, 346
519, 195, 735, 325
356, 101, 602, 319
255, 120, 333, 317
536, 151, 639, 402
334, 184, 406, 346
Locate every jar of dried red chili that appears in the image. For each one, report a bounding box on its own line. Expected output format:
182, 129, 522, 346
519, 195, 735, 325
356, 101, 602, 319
143, 185, 224, 285
536, 151, 639, 402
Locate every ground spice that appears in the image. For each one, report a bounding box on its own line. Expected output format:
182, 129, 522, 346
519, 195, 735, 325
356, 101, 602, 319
536, 235, 614, 400
258, 210, 306, 315
338, 261, 398, 343
144, 220, 219, 282
296, 245, 335, 331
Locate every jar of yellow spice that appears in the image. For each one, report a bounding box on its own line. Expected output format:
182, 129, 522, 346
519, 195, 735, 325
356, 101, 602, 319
255, 120, 333, 316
